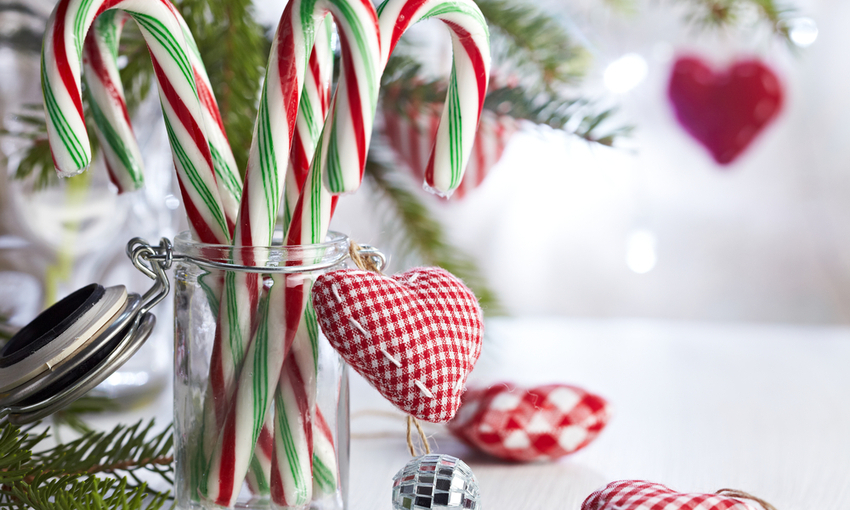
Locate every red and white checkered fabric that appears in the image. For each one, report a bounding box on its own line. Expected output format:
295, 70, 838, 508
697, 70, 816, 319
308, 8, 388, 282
312, 267, 483, 423
448, 383, 611, 462
582, 481, 762, 510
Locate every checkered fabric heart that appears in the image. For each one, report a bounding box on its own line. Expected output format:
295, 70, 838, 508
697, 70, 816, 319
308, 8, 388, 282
582, 481, 762, 510
312, 267, 483, 423
447, 383, 611, 462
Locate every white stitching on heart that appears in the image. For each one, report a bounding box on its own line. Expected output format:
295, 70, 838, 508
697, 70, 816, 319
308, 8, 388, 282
324, 272, 453, 404
331, 284, 343, 304
380, 348, 402, 368
414, 380, 434, 398
348, 317, 370, 338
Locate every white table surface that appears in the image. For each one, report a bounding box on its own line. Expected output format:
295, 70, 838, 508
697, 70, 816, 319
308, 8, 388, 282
94, 317, 850, 509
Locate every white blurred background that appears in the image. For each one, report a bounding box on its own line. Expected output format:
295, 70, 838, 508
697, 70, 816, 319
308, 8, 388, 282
4, 0, 850, 326
320, 0, 850, 325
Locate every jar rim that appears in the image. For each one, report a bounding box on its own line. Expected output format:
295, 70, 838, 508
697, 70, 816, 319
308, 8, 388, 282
173, 230, 350, 274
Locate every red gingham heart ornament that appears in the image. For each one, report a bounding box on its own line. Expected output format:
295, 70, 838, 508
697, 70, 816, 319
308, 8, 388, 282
447, 383, 611, 462
582, 481, 764, 510
312, 267, 484, 423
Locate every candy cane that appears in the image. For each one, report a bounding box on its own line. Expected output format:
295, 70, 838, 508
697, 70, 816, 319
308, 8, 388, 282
376, 0, 490, 197
197, 7, 338, 465
43, 0, 230, 244
201, 0, 380, 505
174, 10, 242, 228
282, 17, 334, 234
279, 20, 343, 501
82, 11, 143, 193
382, 106, 517, 199
196, 23, 336, 502
81, 4, 242, 228
210, 27, 335, 494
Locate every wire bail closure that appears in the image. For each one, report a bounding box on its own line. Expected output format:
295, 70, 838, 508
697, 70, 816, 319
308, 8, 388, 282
1, 235, 382, 425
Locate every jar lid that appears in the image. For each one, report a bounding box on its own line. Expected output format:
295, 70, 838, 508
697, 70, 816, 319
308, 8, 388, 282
0, 284, 156, 424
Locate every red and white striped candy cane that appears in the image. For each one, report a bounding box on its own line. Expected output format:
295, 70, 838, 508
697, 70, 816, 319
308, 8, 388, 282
82, 4, 242, 228
383, 106, 517, 199
82, 11, 143, 193
376, 0, 491, 197
201, 0, 380, 505
175, 11, 242, 228
282, 17, 334, 234
245, 25, 336, 497
42, 0, 230, 244
196, 21, 336, 502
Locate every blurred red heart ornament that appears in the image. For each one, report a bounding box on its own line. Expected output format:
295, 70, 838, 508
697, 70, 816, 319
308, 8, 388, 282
582, 481, 763, 510
667, 56, 784, 165
447, 383, 611, 462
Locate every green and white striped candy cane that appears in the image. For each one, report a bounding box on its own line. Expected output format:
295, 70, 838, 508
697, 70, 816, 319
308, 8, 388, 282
196, 16, 335, 503
201, 0, 380, 505
281, 17, 334, 235
376, 0, 491, 197
81, 11, 143, 193
81, 3, 242, 228
42, 0, 230, 244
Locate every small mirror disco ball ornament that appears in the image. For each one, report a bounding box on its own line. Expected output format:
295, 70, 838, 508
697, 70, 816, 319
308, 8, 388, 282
392, 454, 481, 510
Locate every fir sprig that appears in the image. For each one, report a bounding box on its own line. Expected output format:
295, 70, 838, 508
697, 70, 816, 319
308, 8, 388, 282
476, 0, 589, 88
364, 155, 503, 315
6, 474, 170, 510
0, 421, 173, 510
677, 0, 797, 43
0, 104, 62, 190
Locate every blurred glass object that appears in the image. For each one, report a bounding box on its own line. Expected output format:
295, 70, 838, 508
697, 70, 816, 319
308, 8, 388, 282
788, 17, 818, 48
604, 53, 649, 94
0, 237, 43, 339
0, 0, 176, 407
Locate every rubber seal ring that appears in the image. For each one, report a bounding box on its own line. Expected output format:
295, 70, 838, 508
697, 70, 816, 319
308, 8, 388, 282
16, 315, 134, 407
0, 284, 105, 368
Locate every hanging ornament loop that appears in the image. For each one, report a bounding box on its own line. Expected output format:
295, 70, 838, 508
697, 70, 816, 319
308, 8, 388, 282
349, 242, 388, 274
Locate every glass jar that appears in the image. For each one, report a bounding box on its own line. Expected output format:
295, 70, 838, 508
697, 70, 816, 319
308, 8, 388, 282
173, 231, 350, 510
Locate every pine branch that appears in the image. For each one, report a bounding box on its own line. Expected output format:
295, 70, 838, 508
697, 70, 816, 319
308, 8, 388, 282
6, 474, 170, 510
1, 104, 60, 190
0, 421, 173, 510
677, 0, 797, 44
477, 0, 589, 88
484, 86, 630, 146
364, 155, 503, 316
31, 421, 173, 486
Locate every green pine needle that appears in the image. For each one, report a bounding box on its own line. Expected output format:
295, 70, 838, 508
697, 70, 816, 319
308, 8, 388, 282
0, 420, 173, 510
476, 0, 589, 88
677, 0, 797, 44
